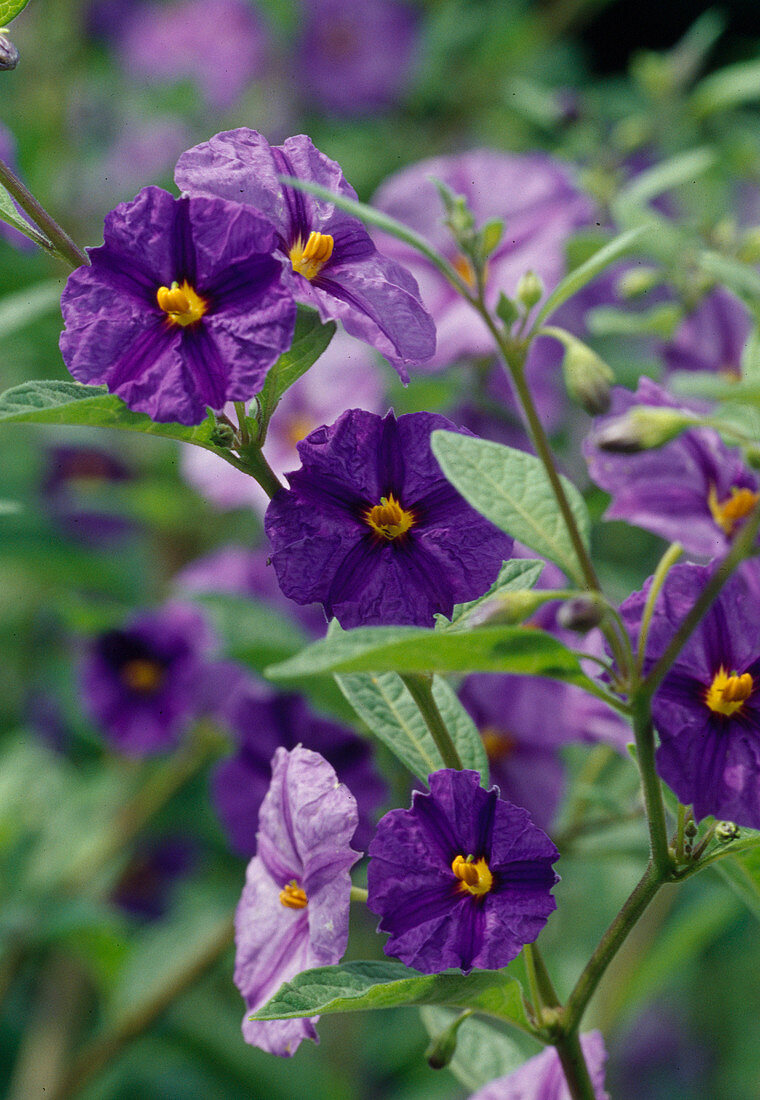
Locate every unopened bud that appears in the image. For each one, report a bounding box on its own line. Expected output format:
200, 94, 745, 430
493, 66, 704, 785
425, 1011, 471, 1070
561, 338, 614, 415
478, 218, 504, 259
594, 406, 695, 453
616, 266, 662, 300
685, 820, 698, 839
210, 421, 236, 448
468, 589, 548, 627
496, 292, 519, 329
0, 33, 19, 70
715, 821, 740, 843
516, 270, 544, 310
557, 595, 605, 633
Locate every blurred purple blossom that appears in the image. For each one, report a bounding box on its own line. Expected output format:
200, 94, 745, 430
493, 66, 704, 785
469, 1030, 609, 1099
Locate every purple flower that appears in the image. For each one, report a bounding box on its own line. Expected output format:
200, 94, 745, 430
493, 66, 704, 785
42, 443, 135, 543
469, 1031, 609, 1099
212, 678, 386, 854
367, 769, 559, 974
116, 0, 270, 110
60, 186, 296, 426
265, 408, 513, 628
621, 560, 760, 826
82, 602, 218, 755
662, 287, 750, 378
174, 128, 436, 379
372, 150, 593, 370
180, 328, 384, 513
111, 836, 196, 921
235, 745, 360, 1056
296, 0, 419, 116
585, 378, 759, 558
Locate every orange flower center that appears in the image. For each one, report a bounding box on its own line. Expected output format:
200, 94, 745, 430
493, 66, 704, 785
451, 854, 493, 897
289, 231, 334, 280
708, 484, 759, 536
705, 667, 754, 717
279, 880, 308, 909
121, 658, 164, 694
156, 280, 207, 326
364, 494, 415, 540
480, 726, 516, 762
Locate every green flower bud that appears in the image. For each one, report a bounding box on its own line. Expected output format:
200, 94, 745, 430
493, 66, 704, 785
561, 337, 614, 415
516, 270, 544, 310
616, 266, 663, 300
478, 218, 504, 260
715, 821, 740, 843
595, 406, 695, 453
425, 1011, 471, 1070
0, 32, 18, 70
557, 595, 605, 632
738, 227, 760, 264
210, 421, 237, 448
496, 292, 519, 329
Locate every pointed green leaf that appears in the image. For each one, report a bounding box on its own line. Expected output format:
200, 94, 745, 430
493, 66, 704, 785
251, 961, 532, 1031
336, 672, 488, 782
0, 281, 63, 338
691, 59, 760, 117
257, 306, 336, 440
0, 0, 31, 24
0, 184, 52, 250
419, 1007, 526, 1091
431, 430, 590, 582
439, 558, 545, 632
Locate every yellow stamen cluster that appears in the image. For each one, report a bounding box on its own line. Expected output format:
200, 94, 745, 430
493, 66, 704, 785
364, 494, 415, 540
708, 484, 760, 536
156, 280, 208, 327
279, 880, 308, 909
451, 854, 493, 897
289, 231, 334, 280
480, 726, 516, 762
705, 667, 754, 717
121, 658, 164, 694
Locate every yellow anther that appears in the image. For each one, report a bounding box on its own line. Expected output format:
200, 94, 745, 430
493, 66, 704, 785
708, 484, 760, 536
289, 231, 335, 280
364, 493, 415, 540
156, 280, 207, 326
279, 880, 308, 909
480, 726, 516, 762
451, 854, 493, 897
121, 658, 164, 694
705, 667, 754, 717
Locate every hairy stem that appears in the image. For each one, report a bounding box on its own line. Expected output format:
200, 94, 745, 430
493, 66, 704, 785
631, 695, 671, 874
400, 674, 464, 770
553, 1030, 598, 1100
0, 157, 88, 269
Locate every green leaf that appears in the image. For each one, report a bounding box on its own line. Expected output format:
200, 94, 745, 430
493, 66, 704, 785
257, 306, 336, 441
669, 370, 760, 406
0, 184, 52, 250
691, 59, 760, 117
266, 622, 600, 695
0, 499, 20, 514
532, 226, 651, 329
0, 280, 63, 338
439, 558, 545, 631
586, 303, 682, 339
430, 430, 590, 582
714, 843, 760, 923
0, 0, 31, 24
698, 251, 760, 313
419, 1007, 526, 1091
614, 147, 717, 212
251, 961, 532, 1031
336, 672, 488, 782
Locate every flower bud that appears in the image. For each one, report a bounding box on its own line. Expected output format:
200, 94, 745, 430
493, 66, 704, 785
425, 1012, 471, 1070
210, 421, 237, 448
466, 589, 548, 627
715, 820, 740, 843
738, 227, 760, 264
0, 33, 19, 71
616, 266, 662, 300
594, 406, 695, 453
516, 270, 544, 310
496, 292, 519, 329
561, 338, 614, 415
557, 595, 605, 632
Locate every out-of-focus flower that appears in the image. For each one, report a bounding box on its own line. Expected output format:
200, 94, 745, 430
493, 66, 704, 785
265, 408, 512, 628
235, 746, 360, 1055
372, 150, 593, 370
662, 287, 750, 378
621, 560, 760, 826
296, 0, 419, 116
0, 124, 34, 250
42, 443, 135, 543
367, 769, 559, 973
212, 678, 386, 853
469, 1030, 609, 1099
112, 836, 196, 921
60, 186, 296, 425
584, 378, 758, 558
82, 602, 217, 755
181, 327, 385, 513
175, 128, 436, 378
116, 0, 270, 110
608, 1001, 710, 1100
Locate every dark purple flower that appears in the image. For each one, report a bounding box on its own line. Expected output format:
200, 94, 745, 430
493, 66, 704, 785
296, 0, 418, 116
585, 378, 759, 558
235, 745, 360, 1055
265, 408, 513, 628
621, 560, 760, 825
82, 602, 217, 755
372, 150, 593, 370
42, 443, 135, 543
469, 1030, 609, 1099
111, 836, 196, 921
609, 1001, 710, 1100
60, 186, 296, 426
212, 678, 386, 854
174, 129, 436, 379
662, 287, 750, 378
367, 769, 559, 974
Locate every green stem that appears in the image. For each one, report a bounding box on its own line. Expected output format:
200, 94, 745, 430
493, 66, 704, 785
635, 542, 683, 677
234, 400, 251, 447
553, 1030, 598, 1100
350, 885, 368, 903
0, 157, 88, 269
400, 674, 463, 770
528, 943, 560, 1008
235, 441, 285, 498
676, 803, 686, 863
523, 944, 543, 1019
564, 859, 665, 1028
631, 695, 671, 874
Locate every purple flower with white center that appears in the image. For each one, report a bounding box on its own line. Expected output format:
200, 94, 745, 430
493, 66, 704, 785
662, 287, 750, 378
116, 0, 270, 110
621, 560, 760, 826
585, 377, 759, 558
234, 745, 360, 1056
296, 0, 419, 116
181, 327, 385, 513
367, 769, 559, 974
82, 602, 217, 755
212, 677, 386, 854
459, 674, 631, 831
59, 186, 296, 426
265, 408, 513, 628
469, 1031, 609, 1099
372, 150, 593, 370
174, 128, 436, 379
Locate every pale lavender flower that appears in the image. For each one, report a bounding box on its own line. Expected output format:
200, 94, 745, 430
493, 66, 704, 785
469, 1031, 609, 1099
